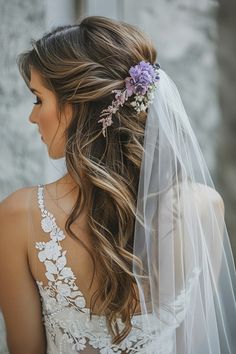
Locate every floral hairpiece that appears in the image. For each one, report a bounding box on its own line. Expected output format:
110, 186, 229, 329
98, 60, 161, 137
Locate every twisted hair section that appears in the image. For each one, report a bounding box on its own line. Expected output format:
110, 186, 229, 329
17, 16, 157, 344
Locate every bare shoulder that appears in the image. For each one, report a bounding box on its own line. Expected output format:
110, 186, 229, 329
191, 183, 225, 214
160, 182, 225, 216
0, 186, 36, 216
0, 186, 37, 248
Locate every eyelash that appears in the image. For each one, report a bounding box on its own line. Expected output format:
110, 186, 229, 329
33, 96, 42, 105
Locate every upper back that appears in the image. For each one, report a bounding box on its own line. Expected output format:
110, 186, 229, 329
1, 180, 219, 353
25, 181, 160, 353
27, 179, 104, 314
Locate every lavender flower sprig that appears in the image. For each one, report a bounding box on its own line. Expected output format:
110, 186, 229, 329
98, 61, 160, 137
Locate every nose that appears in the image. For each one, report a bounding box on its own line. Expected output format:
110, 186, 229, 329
29, 109, 37, 124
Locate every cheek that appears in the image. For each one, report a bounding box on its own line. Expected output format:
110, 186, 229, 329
39, 105, 59, 136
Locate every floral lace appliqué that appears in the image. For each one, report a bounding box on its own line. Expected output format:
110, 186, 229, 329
35, 184, 197, 354
35, 185, 87, 313
35, 184, 158, 353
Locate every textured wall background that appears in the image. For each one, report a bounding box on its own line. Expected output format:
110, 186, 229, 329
217, 0, 236, 257
0, 0, 45, 351
0, 0, 46, 201
0, 0, 235, 352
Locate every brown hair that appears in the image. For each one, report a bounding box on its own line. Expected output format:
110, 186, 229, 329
17, 16, 157, 344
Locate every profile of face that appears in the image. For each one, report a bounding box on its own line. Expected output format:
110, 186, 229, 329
29, 67, 72, 159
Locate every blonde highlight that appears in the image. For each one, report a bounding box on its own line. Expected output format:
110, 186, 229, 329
17, 16, 157, 344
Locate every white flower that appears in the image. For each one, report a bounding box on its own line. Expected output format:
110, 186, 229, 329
137, 95, 143, 102
56, 255, 67, 270
70, 290, 83, 298
45, 272, 56, 282
68, 321, 81, 337
140, 103, 146, 111
44, 297, 57, 312
60, 267, 74, 278
75, 296, 86, 308
56, 293, 69, 306
50, 227, 65, 241
72, 337, 87, 351
35, 241, 46, 250
38, 240, 62, 262
100, 345, 121, 354
61, 333, 70, 343
57, 283, 71, 297
41, 215, 55, 233
65, 336, 74, 344
88, 336, 103, 349
45, 260, 58, 274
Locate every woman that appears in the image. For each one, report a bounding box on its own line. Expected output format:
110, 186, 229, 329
0, 16, 235, 354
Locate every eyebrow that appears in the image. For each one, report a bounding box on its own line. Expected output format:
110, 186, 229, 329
29, 87, 41, 94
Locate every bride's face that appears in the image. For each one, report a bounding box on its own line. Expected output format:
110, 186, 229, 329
29, 67, 72, 159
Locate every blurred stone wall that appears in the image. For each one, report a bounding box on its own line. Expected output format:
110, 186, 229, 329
0, 1, 45, 351
217, 0, 236, 257
0, 0, 235, 352
0, 0, 46, 201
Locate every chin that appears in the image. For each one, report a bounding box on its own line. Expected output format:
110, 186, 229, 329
47, 142, 65, 159
48, 149, 65, 160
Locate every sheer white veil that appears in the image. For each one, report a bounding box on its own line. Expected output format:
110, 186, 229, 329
132, 68, 236, 353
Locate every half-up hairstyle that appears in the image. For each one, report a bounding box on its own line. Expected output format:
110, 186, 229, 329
17, 16, 157, 344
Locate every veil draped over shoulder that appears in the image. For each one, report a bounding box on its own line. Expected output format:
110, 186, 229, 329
132, 68, 236, 353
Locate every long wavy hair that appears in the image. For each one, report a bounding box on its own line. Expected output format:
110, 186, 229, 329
17, 16, 157, 344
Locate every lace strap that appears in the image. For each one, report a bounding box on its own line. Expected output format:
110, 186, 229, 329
37, 184, 58, 234
35, 184, 88, 313
37, 184, 46, 216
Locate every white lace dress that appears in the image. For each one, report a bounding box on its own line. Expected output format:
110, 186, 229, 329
34, 184, 200, 354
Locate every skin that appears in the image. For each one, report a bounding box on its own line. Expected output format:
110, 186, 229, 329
29, 66, 82, 211
29, 67, 72, 160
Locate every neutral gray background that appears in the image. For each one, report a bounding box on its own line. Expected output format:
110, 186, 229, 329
0, 0, 235, 352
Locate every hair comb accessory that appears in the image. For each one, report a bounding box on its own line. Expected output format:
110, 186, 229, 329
98, 61, 161, 137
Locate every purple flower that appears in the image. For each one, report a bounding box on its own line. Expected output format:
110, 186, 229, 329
98, 60, 161, 137
112, 89, 128, 104
125, 61, 159, 96
125, 77, 136, 96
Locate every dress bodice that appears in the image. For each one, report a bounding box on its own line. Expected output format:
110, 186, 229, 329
34, 184, 200, 354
